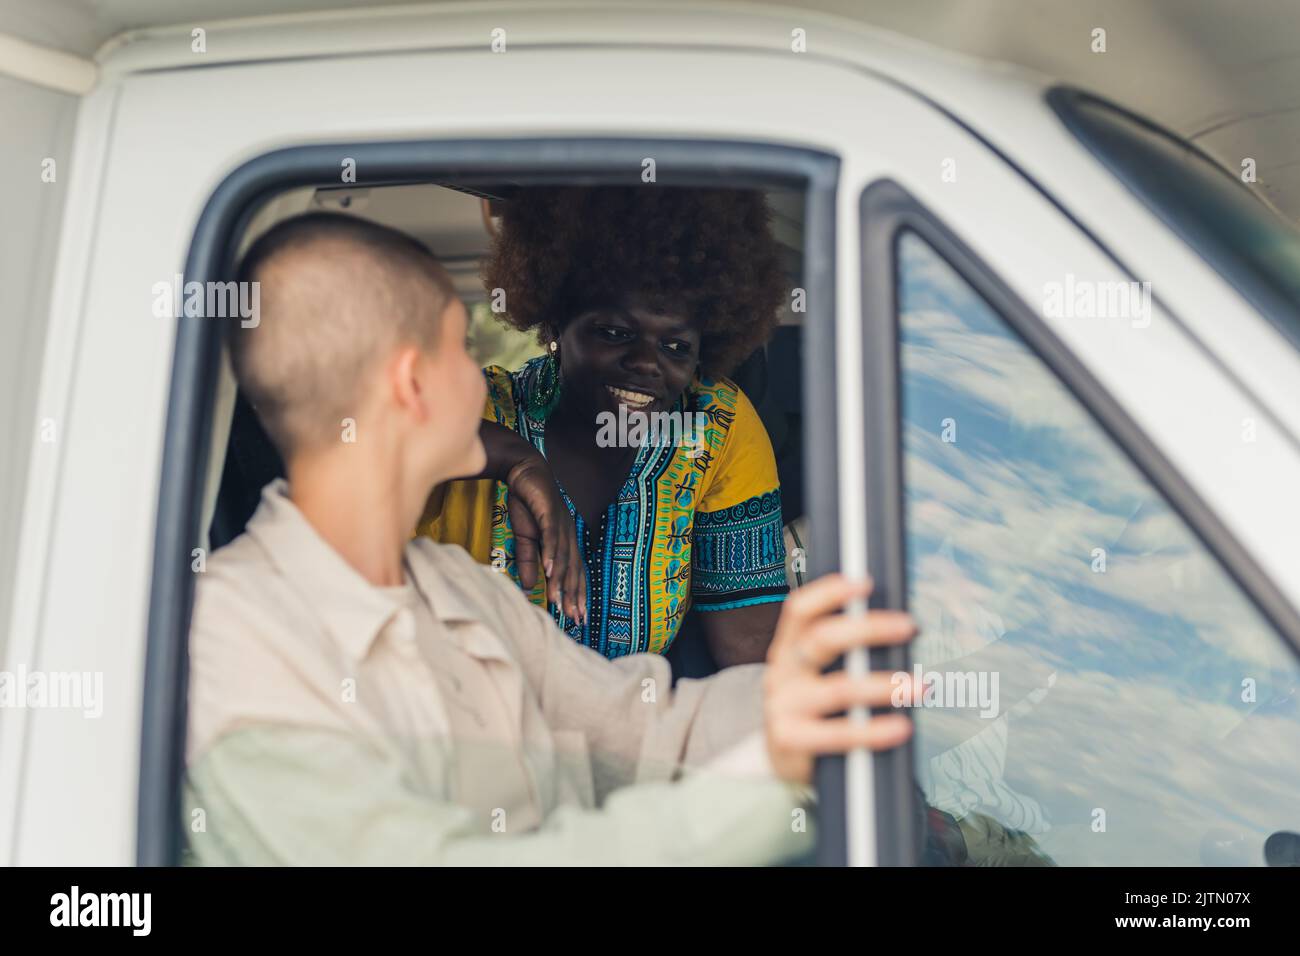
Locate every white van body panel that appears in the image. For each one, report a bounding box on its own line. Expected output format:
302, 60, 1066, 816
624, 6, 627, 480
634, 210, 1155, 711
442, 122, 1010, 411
4, 6, 1296, 863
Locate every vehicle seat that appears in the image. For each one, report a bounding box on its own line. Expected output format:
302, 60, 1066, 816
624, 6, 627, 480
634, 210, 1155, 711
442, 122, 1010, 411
208, 392, 284, 549
731, 326, 804, 525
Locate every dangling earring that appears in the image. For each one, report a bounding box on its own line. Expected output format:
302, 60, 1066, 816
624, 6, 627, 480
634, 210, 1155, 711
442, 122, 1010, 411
530, 339, 562, 421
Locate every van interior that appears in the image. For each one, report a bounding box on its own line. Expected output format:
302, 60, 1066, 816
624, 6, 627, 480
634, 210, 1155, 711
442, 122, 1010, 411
200, 179, 811, 680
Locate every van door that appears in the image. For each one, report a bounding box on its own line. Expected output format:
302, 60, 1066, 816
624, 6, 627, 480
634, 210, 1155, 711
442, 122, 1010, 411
858, 178, 1300, 866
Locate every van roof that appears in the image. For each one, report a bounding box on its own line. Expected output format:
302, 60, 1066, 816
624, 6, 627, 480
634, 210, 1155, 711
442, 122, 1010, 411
12, 1, 1300, 217
95, 1, 1018, 89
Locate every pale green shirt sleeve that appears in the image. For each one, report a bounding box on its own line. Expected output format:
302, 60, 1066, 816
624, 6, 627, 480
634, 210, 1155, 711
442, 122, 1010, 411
185, 494, 814, 866
185, 727, 814, 866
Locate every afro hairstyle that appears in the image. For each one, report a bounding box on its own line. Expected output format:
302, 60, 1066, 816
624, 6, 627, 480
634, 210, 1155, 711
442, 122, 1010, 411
481, 186, 788, 377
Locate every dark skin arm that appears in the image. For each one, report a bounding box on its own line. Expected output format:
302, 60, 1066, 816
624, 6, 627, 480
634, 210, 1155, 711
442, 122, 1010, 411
451, 420, 587, 623
462, 418, 548, 484
700, 601, 782, 668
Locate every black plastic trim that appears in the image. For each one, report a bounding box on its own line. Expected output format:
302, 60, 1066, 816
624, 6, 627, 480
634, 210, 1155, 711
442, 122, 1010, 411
805, 172, 846, 868
1048, 85, 1300, 354
859, 181, 920, 867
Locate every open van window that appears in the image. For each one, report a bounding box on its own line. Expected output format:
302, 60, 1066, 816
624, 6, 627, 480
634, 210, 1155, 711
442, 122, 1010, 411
207, 180, 812, 673
145, 142, 842, 866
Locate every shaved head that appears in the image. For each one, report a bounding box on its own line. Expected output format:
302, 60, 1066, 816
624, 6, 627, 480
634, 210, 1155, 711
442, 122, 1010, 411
228, 212, 456, 458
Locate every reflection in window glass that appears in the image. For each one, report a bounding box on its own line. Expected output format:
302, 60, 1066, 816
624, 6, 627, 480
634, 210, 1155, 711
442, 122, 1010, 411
897, 231, 1300, 866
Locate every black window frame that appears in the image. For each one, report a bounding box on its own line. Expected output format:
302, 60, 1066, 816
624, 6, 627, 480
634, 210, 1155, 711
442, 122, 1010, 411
138, 137, 841, 867
860, 178, 1300, 867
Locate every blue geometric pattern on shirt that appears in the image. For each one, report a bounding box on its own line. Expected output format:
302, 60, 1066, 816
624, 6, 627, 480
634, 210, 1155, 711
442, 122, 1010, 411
692, 489, 788, 607
500, 356, 784, 655
549, 436, 678, 658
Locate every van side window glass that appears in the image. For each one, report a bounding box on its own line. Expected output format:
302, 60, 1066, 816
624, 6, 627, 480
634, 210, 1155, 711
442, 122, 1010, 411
897, 230, 1300, 866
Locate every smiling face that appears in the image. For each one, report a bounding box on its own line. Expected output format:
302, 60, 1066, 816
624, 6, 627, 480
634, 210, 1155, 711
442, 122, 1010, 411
553, 294, 702, 425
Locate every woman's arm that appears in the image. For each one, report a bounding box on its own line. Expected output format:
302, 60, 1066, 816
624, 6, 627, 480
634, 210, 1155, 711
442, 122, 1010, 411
700, 602, 782, 667
458, 420, 587, 623
465, 419, 544, 481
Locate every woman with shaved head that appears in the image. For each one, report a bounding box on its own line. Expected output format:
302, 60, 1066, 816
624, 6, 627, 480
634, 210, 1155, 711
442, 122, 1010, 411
186, 210, 917, 865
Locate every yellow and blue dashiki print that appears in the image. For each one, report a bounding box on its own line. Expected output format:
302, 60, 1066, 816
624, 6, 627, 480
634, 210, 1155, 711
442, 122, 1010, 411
416, 358, 788, 658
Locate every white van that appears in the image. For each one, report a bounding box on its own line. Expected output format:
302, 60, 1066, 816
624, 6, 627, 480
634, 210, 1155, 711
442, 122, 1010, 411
3, 2, 1299, 867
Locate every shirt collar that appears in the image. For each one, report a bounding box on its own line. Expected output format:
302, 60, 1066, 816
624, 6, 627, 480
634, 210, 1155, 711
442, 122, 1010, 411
244, 480, 503, 663
403, 540, 515, 665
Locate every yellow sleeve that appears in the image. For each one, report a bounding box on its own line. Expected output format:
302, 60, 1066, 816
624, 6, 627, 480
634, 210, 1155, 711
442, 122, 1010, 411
692, 382, 789, 610
697, 382, 780, 512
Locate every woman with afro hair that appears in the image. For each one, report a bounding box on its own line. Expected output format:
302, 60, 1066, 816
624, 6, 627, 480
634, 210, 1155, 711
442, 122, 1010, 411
417, 186, 790, 665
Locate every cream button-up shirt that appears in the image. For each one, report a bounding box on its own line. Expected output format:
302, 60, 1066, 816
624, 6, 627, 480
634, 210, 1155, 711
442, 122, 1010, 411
184, 480, 811, 865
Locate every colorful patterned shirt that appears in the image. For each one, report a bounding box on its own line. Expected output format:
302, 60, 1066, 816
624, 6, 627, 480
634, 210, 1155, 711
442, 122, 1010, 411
416, 358, 788, 658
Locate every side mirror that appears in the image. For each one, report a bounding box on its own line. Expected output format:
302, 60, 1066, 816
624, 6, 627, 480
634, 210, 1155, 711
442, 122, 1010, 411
1265, 831, 1300, 867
